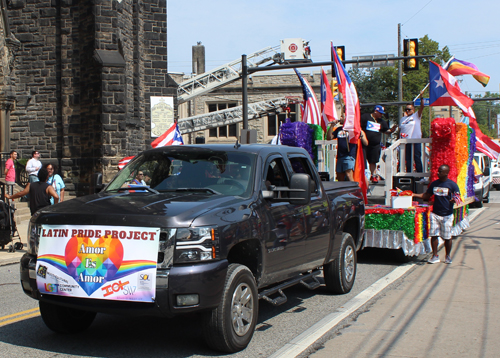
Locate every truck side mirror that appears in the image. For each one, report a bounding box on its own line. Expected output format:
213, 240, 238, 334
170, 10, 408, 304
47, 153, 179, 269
289, 173, 311, 205
90, 172, 104, 194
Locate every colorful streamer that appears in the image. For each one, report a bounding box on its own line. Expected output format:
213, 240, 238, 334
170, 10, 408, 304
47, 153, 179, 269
365, 206, 431, 243
430, 118, 457, 183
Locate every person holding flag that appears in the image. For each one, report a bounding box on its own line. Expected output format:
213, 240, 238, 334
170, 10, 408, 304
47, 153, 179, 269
327, 115, 368, 181
331, 42, 368, 202
399, 91, 425, 174
361, 106, 397, 183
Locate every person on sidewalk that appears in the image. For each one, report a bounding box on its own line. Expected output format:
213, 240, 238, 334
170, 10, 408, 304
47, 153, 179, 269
5, 168, 58, 216
26, 151, 42, 183
361, 105, 397, 183
399, 93, 425, 173
327, 118, 368, 181
4, 150, 17, 199
413, 164, 460, 264
45, 163, 65, 205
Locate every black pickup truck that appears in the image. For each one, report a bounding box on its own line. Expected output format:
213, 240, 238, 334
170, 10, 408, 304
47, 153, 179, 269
20, 144, 364, 352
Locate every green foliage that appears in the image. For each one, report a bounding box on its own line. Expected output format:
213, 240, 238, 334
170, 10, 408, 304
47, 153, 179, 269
16, 158, 28, 167
472, 92, 500, 138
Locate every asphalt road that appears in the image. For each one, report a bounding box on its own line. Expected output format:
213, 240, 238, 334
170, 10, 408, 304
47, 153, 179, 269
1, 192, 497, 358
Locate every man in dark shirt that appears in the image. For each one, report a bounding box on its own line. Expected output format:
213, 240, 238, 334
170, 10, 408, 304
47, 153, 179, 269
414, 165, 460, 264
6, 168, 59, 215
360, 105, 397, 183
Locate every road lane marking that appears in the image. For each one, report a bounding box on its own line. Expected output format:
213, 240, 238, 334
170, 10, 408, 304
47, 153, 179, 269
0, 308, 40, 327
270, 207, 486, 358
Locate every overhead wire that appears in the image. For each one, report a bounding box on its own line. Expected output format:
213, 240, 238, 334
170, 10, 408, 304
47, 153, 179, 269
402, 0, 434, 26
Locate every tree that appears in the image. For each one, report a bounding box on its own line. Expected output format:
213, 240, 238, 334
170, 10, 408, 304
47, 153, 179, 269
472, 92, 500, 138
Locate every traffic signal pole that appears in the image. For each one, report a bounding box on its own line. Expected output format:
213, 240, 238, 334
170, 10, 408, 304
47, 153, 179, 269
240, 53, 433, 130
398, 24, 403, 122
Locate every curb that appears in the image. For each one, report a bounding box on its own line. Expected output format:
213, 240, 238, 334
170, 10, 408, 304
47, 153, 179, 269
0, 255, 23, 267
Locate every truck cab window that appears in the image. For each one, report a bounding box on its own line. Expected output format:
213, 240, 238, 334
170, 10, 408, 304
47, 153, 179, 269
265, 159, 288, 189
288, 157, 318, 194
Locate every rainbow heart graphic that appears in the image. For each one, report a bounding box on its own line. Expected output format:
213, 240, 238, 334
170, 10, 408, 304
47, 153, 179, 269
65, 236, 124, 296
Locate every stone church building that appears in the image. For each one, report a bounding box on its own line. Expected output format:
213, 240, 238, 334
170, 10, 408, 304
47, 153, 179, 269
0, 0, 175, 194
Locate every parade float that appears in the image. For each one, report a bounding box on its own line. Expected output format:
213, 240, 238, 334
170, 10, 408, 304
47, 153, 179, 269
363, 117, 476, 256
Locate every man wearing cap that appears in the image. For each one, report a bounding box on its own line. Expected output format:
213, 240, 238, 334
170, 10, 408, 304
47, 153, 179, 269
361, 105, 397, 183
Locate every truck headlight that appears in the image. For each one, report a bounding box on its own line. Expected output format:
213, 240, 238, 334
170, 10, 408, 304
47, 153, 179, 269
27, 221, 41, 256
174, 226, 219, 263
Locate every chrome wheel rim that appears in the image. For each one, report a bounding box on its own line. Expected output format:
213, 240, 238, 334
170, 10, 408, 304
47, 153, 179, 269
344, 245, 355, 283
231, 282, 254, 337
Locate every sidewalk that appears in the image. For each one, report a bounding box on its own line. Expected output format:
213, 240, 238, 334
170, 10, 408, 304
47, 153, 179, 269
310, 205, 500, 358
0, 221, 28, 266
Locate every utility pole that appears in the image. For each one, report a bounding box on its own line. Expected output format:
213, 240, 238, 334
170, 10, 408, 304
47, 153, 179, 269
398, 23, 403, 121
242, 54, 248, 130
488, 107, 491, 129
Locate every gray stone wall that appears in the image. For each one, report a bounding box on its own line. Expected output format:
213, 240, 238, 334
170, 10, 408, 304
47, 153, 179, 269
6, 0, 175, 194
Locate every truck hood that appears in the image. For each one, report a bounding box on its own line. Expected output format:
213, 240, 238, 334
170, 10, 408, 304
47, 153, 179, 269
35, 192, 249, 228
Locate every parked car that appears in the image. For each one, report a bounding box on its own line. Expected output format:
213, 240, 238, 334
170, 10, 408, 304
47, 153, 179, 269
20, 144, 365, 353
473, 152, 492, 207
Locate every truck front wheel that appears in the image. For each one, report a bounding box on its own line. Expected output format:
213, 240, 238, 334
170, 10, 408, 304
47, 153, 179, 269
39, 301, 96, 334
324, 232, 357, 294
202, 264, 258, 353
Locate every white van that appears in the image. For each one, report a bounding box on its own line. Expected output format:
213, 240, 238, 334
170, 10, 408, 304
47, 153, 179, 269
473, 152, 492, 207
491, 159, 500, 190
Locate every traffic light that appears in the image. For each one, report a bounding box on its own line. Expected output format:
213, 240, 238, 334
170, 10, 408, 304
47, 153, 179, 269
334, 46, 345, 62
403, 38, 419, 71
331, 79, 339, 98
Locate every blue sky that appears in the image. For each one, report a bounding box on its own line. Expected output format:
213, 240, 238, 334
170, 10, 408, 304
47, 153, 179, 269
167, 0, 500, 98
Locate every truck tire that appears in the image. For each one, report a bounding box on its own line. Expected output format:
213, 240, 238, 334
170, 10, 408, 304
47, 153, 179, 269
202, 264, 258, 353
39, 301, 96, 334
324, 232, 356, 294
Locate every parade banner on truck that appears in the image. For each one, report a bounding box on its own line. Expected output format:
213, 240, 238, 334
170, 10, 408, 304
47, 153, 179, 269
36, 225, 160, 303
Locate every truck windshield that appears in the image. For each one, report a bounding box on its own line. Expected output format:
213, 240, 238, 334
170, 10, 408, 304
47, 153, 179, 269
106, 148, 256, 198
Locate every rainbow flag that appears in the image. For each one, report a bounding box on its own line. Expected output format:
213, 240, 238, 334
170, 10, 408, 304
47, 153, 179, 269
445, 58, 490, 87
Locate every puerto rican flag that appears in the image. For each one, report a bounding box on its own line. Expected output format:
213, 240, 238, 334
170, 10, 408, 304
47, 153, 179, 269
366, 121, 381, 132
151, 122, 184, 148
294, 69, 322, 131
118, 156, 135, 170
430, 61, 500, 160
332, 43, 360, 144
429, 61, 474, 115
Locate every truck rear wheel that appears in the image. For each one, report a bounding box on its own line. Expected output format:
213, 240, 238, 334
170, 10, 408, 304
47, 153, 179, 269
39, 301, 96, 334
324, 232, 357, 294
202, 264, 258, 353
